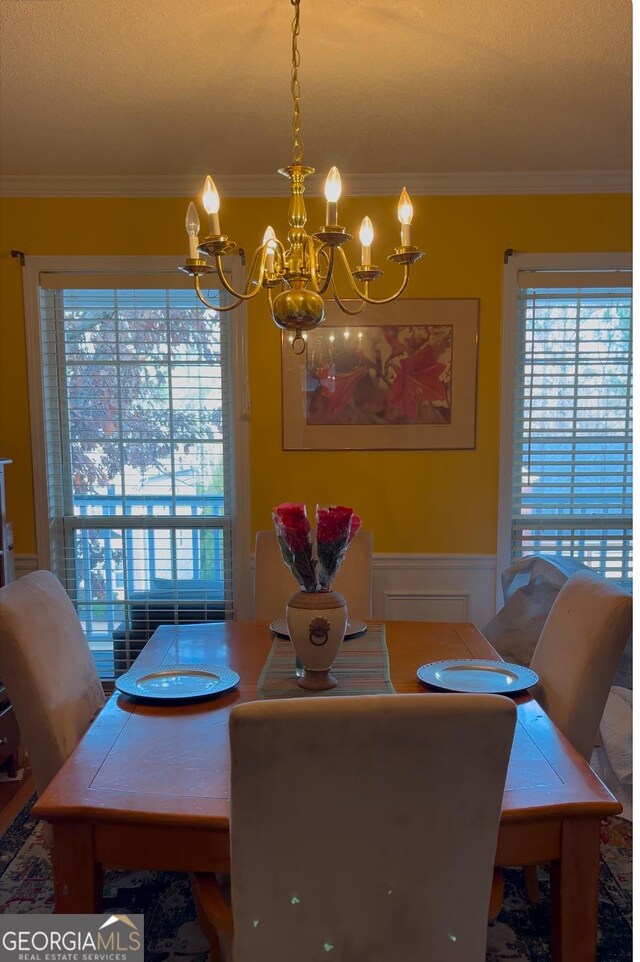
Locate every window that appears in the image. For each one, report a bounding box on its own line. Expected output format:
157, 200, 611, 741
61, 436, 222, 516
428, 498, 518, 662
498, 253, 632, 599
24, 257, 249, 678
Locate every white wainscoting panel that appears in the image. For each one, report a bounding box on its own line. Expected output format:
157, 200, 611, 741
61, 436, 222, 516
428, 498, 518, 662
373, 554, 497, 628
383, 591, 469, 622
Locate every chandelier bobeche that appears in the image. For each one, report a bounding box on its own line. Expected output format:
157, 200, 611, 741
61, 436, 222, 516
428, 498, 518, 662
181, 0, 424, 354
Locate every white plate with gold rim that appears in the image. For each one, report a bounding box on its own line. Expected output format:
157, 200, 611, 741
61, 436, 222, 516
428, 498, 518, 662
417, 659, 538, 695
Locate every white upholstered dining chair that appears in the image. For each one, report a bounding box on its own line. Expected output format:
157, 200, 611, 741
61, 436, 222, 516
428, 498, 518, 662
0, 570, 105, 796
529, 569, 632, 762
522, 569, 632, 901
193, 692, 516, 962
254, 528, 373, 622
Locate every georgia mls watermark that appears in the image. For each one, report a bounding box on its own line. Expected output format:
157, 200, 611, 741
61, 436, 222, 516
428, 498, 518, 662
0, 914, 144, 962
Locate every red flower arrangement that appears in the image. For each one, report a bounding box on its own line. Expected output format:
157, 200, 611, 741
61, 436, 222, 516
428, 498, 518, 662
272, 502, 361, 592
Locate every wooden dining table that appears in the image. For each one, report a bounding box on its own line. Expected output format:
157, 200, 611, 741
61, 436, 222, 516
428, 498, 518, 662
33, 620, 620, 962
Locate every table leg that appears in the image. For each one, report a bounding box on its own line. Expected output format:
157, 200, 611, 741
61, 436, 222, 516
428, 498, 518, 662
550, 818, 601, 962
51, 822, 102, 913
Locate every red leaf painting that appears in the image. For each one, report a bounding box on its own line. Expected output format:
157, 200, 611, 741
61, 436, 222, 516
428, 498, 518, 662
389, 343, 448, 419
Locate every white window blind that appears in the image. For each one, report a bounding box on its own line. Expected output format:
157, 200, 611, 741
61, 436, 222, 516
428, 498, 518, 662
510, 267, 632, 588
37, 272, 238, 678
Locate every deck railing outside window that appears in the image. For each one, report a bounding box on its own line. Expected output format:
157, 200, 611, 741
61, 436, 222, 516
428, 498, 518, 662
71, 492, 226, 641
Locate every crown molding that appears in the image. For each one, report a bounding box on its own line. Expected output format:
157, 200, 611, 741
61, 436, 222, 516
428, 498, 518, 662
0, 169, 631, 198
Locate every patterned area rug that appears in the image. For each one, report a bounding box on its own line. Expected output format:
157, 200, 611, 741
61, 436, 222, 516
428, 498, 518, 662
0, 797, 632, 961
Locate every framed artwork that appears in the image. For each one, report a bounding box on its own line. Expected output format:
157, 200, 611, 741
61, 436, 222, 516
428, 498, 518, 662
281, 298, 479, 450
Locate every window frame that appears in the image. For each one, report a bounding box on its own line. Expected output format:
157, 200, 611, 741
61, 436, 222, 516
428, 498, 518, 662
497, 251, 632, 608
22, 255, 251, 621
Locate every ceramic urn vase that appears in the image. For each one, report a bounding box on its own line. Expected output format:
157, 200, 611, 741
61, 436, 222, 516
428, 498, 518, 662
286, 589, 348, 690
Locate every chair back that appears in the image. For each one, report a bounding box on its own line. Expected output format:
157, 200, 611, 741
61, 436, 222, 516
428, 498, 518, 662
228, 693, 516, 962
254, 529, 373, 621
0, 570, 105, 794
530, 570, 632, 759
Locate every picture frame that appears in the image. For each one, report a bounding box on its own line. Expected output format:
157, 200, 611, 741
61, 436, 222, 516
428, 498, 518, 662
281, 298, 479, 450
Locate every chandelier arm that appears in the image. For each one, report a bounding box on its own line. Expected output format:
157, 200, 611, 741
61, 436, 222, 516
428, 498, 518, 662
212, 253, 266, 301
314, 245, 335, 295
356, 267, 410, 304
272, 238, 288, 275
329, 276, 367, 316
195, 276, 243, 312
360, 264, 409, 304
311, 244, 329, 281
266, 286, 279, 324
331, 243, 367, 296
316, 245, 331, 270
242, 245, 270, 294
335, 246, 411, 304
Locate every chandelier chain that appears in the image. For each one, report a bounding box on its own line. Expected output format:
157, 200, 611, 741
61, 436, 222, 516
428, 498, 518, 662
290, 0, 303, 164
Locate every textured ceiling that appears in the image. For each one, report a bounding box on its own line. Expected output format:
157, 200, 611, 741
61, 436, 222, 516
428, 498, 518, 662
0, 0, 631, 190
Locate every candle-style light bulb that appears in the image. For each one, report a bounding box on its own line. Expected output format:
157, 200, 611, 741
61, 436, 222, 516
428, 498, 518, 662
263, 225, 276, 274
359, 216, 374, 266
202, 175, 221, 234
324, 166, 342, 225
185, 202, 200, 259
398, 187, 413, 246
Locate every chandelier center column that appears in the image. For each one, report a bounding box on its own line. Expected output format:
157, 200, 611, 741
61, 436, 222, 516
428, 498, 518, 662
280, 162, 315, 283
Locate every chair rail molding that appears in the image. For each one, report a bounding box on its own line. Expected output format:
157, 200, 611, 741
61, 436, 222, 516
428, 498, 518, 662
20, 550, 498, 626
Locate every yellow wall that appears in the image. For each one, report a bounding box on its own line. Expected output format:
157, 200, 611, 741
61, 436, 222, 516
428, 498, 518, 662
0, 193, 631, 556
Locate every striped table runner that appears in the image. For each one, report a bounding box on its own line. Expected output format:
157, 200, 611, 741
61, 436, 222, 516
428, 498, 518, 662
257, 623, 395, 699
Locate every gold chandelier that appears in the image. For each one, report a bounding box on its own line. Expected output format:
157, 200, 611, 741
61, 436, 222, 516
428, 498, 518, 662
181, 0, 424, 354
